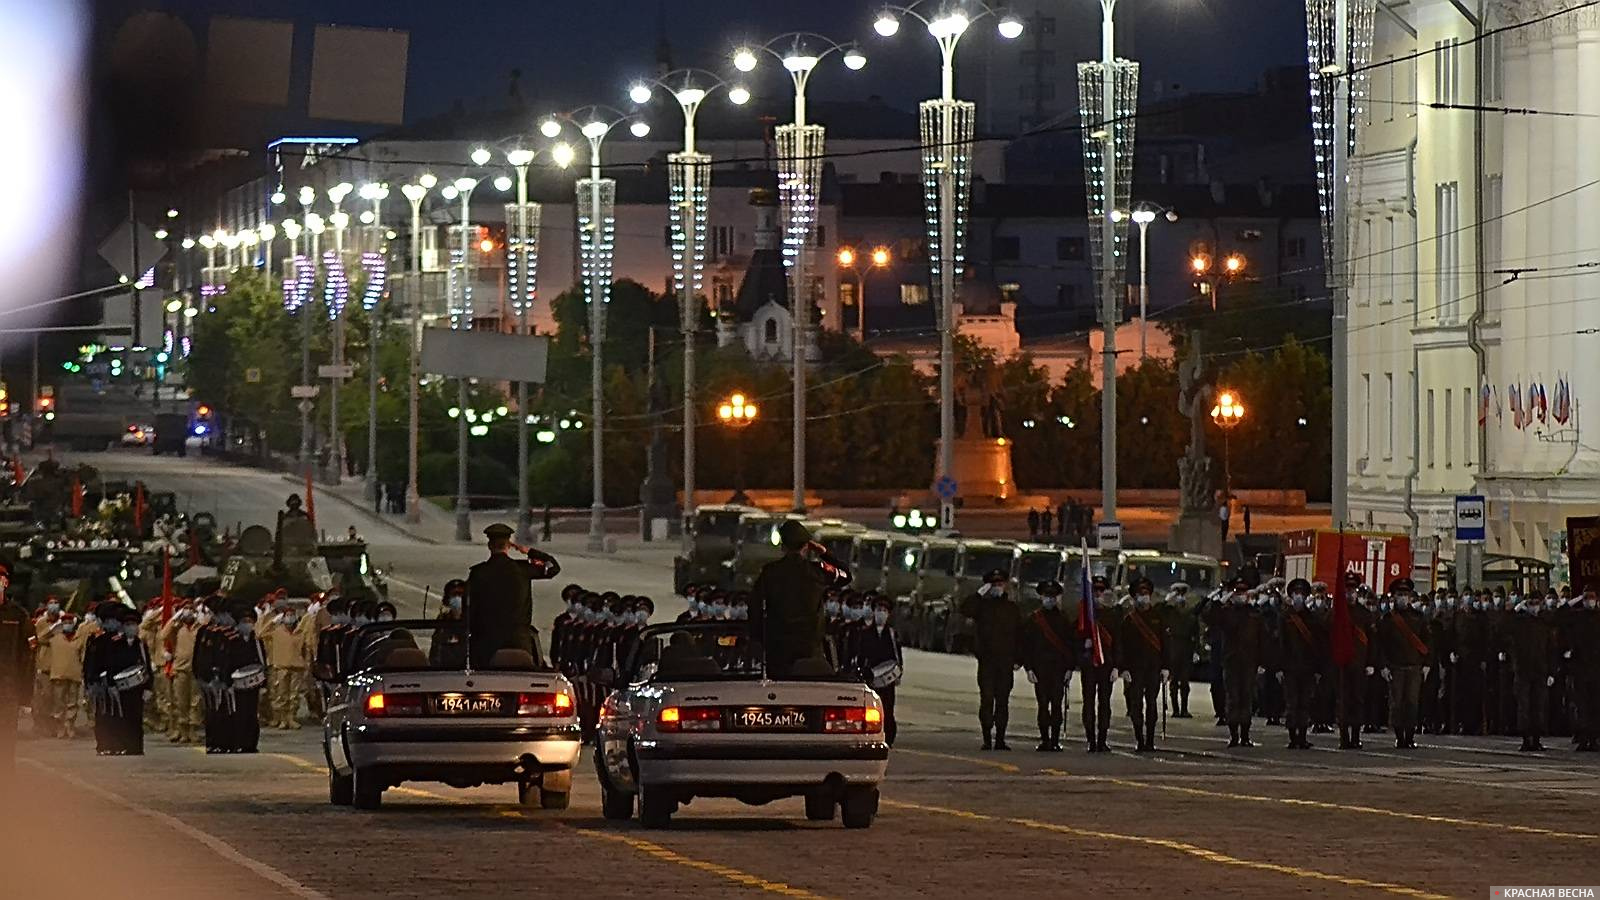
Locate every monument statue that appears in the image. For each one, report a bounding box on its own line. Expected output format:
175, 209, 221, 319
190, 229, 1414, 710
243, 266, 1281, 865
1176, 333, 1215, 515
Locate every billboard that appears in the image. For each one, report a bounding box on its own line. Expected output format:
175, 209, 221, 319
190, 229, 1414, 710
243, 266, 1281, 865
205, 16, 293, 107
308, 25, 409, 124
1567, 516, 1600, 596
420, 329, 549, 383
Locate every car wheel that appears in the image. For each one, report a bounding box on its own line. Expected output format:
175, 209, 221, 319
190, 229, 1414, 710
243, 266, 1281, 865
638, 785, 674, 830
600, 779, 634, 820
328, 768, 353, 806
840, 786, 878, 829
351, 765, 383, 810
804, 793, 835, 821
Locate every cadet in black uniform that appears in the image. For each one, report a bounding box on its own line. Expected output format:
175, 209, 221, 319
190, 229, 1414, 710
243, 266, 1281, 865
1080, 576, 1117, 753
748, 521, 851, 678
1204, 579, 1267, 748
960, 569, 1022, 751
1509, 592, 1558, 752
84, 603, 151, 756
853, 595, 903, 745
1278, 578, 1323, 749
430, 583, 469, 669
465, 523, 561, 669
1020, 581, 1075, 751
1115, 579, 1166, 752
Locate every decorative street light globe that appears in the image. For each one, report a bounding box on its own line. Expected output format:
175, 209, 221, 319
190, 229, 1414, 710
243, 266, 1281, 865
470, 147, 492, 166
871, 246, 891, 267
837, 247, 857, 268
1212, 390, 1244, 428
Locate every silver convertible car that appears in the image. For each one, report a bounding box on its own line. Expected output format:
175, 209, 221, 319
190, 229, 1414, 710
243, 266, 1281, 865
318, 620, 582, 810
592, 622, 890, 829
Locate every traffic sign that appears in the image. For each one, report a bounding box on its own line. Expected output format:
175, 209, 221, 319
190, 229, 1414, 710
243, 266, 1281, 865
245, 368, 262, 383
1454, 495, 1487, 542
318, 364, 354, 379
97, 221, 166, 280
297, 400, 315, 414
1097, 521, 1123, 552
935, 475, 958, 499
290, 385, 320, 399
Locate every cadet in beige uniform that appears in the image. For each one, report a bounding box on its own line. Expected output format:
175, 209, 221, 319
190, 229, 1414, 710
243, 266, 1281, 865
45, 615, 88, 738
138, 603, 170, 736
263, 605, 309, 728
160, 603, 202, 743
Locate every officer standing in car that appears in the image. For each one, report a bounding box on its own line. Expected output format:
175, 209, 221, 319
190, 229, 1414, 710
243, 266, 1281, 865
1020, 580, 1075, 751
466, 523, 562, 669
749, 521, 851, 678
961, 569, 1022, 751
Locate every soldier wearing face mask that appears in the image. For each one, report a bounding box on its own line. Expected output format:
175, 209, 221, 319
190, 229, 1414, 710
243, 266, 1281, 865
44, 612, 87, 739
83, 602, 151, 756
837, 592, 869, 669
1277, 578, 1323, 749
1424, 590, 1455, 735
314, 597, 355, 685
221, 604, 266, 753
430, 581, 470, 669
1203, 579, 1267, 748
960, 569, 1023, 751
853, 596, 902, 746
1450, 589, 1489, 735
1079, 575, 1117, 753
822, 588, 847, 664
1544, 589, 1572, 738
1565, 588, 1600, 751
1375, 578, 1431, 749
1255, 579, 1286, 728
1020, 580, 1075, 752
32, 596, 63, 734
1360, 588, 1390, 736
1114, 578, 1167, 752
159, 601, 202, 743
675, 584, 701, 624
1491, 589, 1518, 735
1162, 582, 1198, 719
550, 583, 582, 675
1308, 582, 1338, 734
262, 602, 308, 729
1509, 591, 1558, 751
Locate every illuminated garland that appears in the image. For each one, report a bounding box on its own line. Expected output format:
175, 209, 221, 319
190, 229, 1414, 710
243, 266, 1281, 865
1305, 0, 1376, 288
322, 249, 348, 320
503, 202, 543, 320
360, 251, 387, 312
919, 99, 976, 290
668, 153, 711, 296
577, 178, 617, 306
1076, 58, 1139, 319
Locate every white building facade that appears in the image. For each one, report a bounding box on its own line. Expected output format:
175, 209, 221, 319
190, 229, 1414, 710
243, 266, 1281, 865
1349, 0, 1600, 566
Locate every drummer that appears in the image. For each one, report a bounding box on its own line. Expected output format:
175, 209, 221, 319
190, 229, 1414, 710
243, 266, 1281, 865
83, 602, 152, 756
853, 594, 902, 746
223, 603, 267, 753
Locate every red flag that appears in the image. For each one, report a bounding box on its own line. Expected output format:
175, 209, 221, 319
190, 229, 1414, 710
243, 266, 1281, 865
1329, 527, 1354, 667
133, 482, 146, 534
159, 548, 175, 624
304, 469, 317, 528
70, 476, 84, 518
10, 458, 22, 486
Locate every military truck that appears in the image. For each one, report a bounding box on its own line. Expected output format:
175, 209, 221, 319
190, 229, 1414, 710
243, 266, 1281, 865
1113, 549, 1221, 605
318, 539, 389, 603
883, 537, 924, 641
672, 504, 758, 593
725, 511, 808, 591
921, 539, 1020, 654
850, 532, 891, 594
812, 519, 868, 577
904, 536, 960, 651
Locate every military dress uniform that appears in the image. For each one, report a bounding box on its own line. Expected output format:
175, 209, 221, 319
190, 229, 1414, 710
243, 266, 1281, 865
959, 578, 1023, 751
1114, 599, 1166, 752
137, 608, 169, 736
1204, 589, 1267, 748
1375, 587, 1431, 749
1563, 599, 1600, 751
1277, 582, 1324, 749
749, 523, 850, 678
465, 524, 562, 669
1163, 589, 1199, 718
1020, 591, 1075, 751
262, 613, 308, 728
1509, 603, 1558, 751
160, 612, 201, 742
1451, 600, 1490, 735
1335, 598, 1376, 749
1078, 597, 1117, 753
44, 620, 88, 738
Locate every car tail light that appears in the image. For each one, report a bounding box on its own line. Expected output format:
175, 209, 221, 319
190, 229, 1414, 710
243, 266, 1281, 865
657, 706, 721, 732
823, 706, 883, 734
365, 692, 425, 717
517, 692, 573, 717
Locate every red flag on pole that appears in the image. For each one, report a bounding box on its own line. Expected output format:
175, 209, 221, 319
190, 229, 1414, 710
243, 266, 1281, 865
11, 458, 23, 486
159, 548, 175, 624
133, 482, 146, 534
1329, 526, 1354, 667
304, 469, 317, 528
70, 475, 84, 518
1075, 541, 1105, 667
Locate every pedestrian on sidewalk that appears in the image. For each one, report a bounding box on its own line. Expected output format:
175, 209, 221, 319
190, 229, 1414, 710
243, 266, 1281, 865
374, 482, 384, 515
1026, 508, 1040, 539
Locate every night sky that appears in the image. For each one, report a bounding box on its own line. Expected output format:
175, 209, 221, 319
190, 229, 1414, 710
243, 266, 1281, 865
125, 0, 1309, 123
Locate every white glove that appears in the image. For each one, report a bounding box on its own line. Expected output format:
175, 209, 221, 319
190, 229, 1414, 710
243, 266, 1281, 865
1256, 666, 1266, 676
1191, 652, 1201, 664
161, 651, 173, 664
1450, 652, 1459, 663
1026, 670, 1038, 684
1160, 669, 1170, 683
1364, 666, 1375, 676
1422, 666, 1431, 679
1109, 668, 1120, 682
1381, 668, 1392, 682
1498, 652, 1506, 662
1564, 650, 1573, 659
1275, 671, 1284, 682
1120, 672, 1132, 684
1084, 639, 1094, 651
1547, 676, 1556, 687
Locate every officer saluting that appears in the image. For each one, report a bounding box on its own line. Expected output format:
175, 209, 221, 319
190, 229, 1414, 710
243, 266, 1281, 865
466, 523, 561, 669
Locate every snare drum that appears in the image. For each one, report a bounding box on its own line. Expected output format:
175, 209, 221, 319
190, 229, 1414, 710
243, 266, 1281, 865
870, 660, 903, 688
112, 664, 150, 692
231, 664, 267, 690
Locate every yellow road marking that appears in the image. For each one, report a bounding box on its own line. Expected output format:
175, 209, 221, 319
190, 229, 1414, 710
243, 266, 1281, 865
911, 749, 1595, 841
894, 747, 1021, 774
885, 798, 1454, 900
572, 828, 833, 900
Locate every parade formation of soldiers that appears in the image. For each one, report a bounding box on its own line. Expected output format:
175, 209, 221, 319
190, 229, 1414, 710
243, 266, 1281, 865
946, 567, 1600, 755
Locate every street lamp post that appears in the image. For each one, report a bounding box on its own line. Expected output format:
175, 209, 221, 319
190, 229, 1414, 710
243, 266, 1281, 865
1124, 205, 1176, 360
716, 392, 759, 505
1210, 389, 1244, 505
442, 155, 487, 542
875, 2, 1022, 533
505, 147, 538, 544
1189, 251, 1247, 311
733, 34, 864, 514
359, 182, 389, 505
400, 174, 435, 525
325, 181, 353, 486
628, 72, 745, 536
836, 245, 891, 341
541, 110, 648, 553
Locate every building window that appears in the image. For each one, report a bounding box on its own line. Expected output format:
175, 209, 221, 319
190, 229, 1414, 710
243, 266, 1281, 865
993, 236, 1021, 262
1426, 389, 1436, 468
813, 225, 826, 249
1057, 237, 1085, 261
839, 282, 858, 309
1055, 283, 1075, 308
1485, 31, 1504, 102
710, 225, 734, 260
1362, 374, 1372, 460
1384, 372, 1395, 460
1484, 174, 1503, 315
1383, 55, 1396, 122
1375, 217, 1391, 304
897, 238, 924, 260
1386, 216, 1399, 304
1236, 228, 1263, 242
763, 318, 779, 344
1446, 387, 1459, 470
1284, 236, 1307, 258
1434, 38, 1460, 106
714, 281, 733, 306
1357, 218, 1373, 306
1435, 182, 1460, 322
900, 283, 928, 305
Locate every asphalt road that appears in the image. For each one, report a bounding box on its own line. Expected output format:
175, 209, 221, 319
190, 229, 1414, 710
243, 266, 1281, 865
7, 451, 1598, 900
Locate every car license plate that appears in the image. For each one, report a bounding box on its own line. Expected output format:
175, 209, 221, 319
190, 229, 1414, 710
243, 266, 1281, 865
434, 693, 503, 715
730, 707, 809, 732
